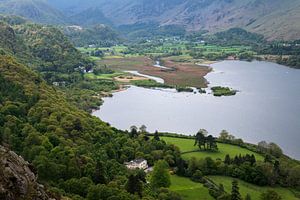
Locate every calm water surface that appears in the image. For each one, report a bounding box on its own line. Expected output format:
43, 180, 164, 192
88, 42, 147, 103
93, 61, 300, 159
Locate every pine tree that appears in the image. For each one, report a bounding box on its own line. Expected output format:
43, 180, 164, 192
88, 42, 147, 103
225, 154, 231, 165
245, 193, 251, 200
231, 180, 241, 200
153, 130, 160, 141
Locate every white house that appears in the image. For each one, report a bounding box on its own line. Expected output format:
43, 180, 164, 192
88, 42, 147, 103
125, 159, 148, 170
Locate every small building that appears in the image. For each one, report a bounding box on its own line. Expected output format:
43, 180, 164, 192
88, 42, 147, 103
125, 159, 148, 170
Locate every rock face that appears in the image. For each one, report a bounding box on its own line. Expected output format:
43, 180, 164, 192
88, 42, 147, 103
0, 146, 53, 200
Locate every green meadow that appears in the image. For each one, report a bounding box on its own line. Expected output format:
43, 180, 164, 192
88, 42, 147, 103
209, 176, 299, 200
160, 136, 264, 161
170, 175, 213, 200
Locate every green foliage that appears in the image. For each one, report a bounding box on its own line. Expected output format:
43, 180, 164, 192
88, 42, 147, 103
0, 55, 181, 199
131, 79, 172, 89
231, 180, 242, 200
211, 28, 265, 47
211, 86, 237, 97
176, 87, 194, 93
63, 25, 120, 47
194, 130, 218, 151
260, 190, 282, 200
151, 160, 171, 189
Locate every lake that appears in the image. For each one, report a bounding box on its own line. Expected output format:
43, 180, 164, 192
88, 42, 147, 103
93, 61, 300, 159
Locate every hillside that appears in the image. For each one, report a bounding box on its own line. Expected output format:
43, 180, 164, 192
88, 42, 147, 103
47, 0, 300, 41
0, 0, 66, 24
0, 18, 92, 84
63, 24, 120, 47
0, 52, 182, 199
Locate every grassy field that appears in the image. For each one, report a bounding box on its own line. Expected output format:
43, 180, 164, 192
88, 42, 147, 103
84, 72, 125, 80
209, 176, 299, 200
161, 137, 264, 161
170, 175, 213, 200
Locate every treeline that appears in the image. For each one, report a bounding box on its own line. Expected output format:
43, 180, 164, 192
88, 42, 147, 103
118, 22, 186, 40
63, 25, 121, 47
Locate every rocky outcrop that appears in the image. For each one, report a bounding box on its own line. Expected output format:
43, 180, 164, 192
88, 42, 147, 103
0, 146, 54, 200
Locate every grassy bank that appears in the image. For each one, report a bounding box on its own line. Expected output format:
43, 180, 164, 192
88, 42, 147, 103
161, 136, 264, 161
170, 175, 213, 200
209, 176, 299, 200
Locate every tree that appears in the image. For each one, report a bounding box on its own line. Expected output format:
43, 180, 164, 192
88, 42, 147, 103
224, 154, 231, 165
130, 125, 138, 138
231, 180, 241, 200
207, 135, 218, 150
125, 174, 143, 196
260, 190, 281, 200
139, 125, 147, 133
245, 194, 251, 200
268, 143, 283, 158
154, 131, 160, 141
194, 129, 207, 150
150, 160, 171, 188
287, 165, 300, 187
93, 161, 107, 184
219, 130, 230, 141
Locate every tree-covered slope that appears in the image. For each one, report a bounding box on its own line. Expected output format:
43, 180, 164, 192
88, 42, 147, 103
0, 54, 181, 199
63, 24, 120, 47
0, 18, 92, 84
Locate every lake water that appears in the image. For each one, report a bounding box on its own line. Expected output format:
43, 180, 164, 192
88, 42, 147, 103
93, 61, 300, 159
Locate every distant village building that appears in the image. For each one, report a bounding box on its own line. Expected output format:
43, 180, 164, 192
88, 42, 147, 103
125, 159, 148, 170
52, 81, 66, 87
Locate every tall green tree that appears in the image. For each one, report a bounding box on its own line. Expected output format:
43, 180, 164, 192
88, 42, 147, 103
150, 160, 171, 189
245, 194, 251, 200
194, 129, 207, 150
231, 180, 241, 200
125, 174, 143, 196
154, 130, 160, 141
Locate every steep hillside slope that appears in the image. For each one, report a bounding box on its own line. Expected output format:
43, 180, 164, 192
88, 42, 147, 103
47, 0, 300, 40
0, 0, 66, 24
0, 18, 92, 83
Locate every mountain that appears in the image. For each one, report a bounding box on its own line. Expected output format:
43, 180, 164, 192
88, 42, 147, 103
0, 0, 66, 24
47, 0, 300, 41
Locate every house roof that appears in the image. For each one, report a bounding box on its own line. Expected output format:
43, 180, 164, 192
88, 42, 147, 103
125, 158, 146, 165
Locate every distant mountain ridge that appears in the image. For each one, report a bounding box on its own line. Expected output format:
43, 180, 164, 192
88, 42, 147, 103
1, 0, 300, 40
47, 0, 300, 41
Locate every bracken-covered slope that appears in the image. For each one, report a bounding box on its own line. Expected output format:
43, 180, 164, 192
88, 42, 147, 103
47, 0, 300, 40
